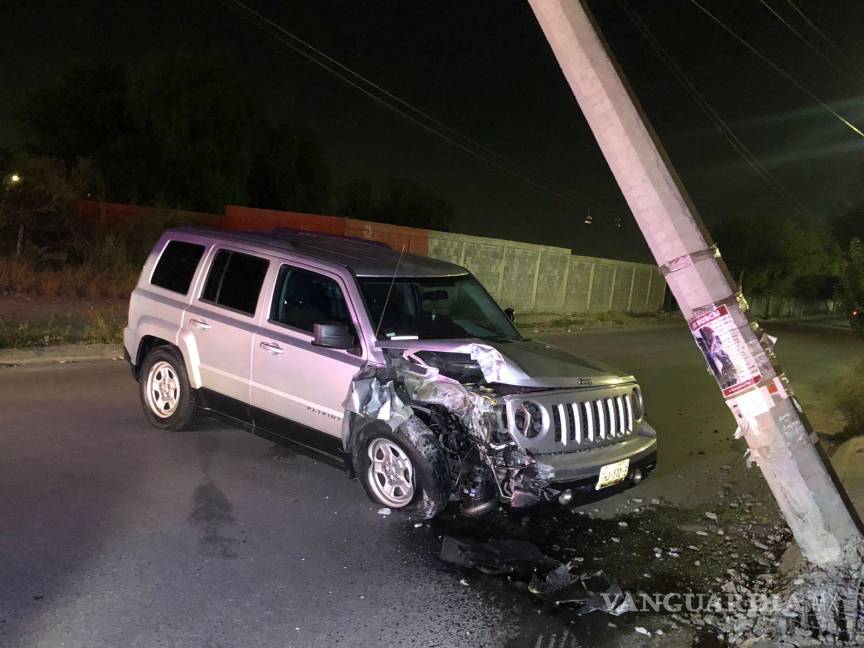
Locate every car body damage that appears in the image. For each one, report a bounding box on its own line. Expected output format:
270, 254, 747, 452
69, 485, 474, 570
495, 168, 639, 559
343, 338, 658, 518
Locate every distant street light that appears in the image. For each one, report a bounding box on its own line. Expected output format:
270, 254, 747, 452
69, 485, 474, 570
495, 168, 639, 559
3, 172, 22, 189
2, 172, 24, 255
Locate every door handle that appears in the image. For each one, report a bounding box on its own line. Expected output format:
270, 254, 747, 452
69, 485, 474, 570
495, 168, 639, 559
189, 318, 211, 330
259, 341, 284, 355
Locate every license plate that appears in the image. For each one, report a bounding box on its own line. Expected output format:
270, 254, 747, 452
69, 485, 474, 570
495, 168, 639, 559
596, 458, 630, 490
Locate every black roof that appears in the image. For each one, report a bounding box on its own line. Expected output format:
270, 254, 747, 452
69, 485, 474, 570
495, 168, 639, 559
169, 227, 468, 278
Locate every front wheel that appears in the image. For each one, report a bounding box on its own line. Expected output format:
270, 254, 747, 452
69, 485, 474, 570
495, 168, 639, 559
353, 417, 451, 519
139, 346, 198, 430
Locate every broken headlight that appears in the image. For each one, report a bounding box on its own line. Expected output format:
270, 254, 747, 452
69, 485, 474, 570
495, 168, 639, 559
514, 400, 544, 439
630, 387, 645, 421
411, 350, 484, 383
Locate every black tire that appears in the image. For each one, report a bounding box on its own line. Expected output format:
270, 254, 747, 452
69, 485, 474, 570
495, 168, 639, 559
138, 346, 198, 431
352, 416, 451, 519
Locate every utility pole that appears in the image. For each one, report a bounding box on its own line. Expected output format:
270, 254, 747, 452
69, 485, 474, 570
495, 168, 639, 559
527, 0, 862, 566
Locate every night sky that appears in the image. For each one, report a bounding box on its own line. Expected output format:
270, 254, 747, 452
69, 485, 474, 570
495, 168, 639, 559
3, 1, 863, 262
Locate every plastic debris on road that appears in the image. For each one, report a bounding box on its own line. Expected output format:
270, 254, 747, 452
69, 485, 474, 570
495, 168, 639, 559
439, 535, 558, 576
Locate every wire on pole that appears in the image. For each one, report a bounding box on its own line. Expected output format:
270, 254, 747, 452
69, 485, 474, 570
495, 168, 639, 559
225, 0, 590, 210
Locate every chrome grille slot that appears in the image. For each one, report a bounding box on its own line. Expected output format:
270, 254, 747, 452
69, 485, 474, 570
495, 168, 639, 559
565, 404, 577, 442
583, 401, 594, 442
505, 386, 639, 454
552, 406, 562, 443
596, 400, 606, 440
606, 398, 616, 437
616, 396, 628, 433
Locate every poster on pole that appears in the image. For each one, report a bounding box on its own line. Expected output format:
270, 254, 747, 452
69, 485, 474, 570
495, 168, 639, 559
689, 305, 761, 397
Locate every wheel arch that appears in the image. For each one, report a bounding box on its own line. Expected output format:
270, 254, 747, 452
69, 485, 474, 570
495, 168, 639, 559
341, 405, 435, 470
349, 413, 452, 518
134, 331, 200, 389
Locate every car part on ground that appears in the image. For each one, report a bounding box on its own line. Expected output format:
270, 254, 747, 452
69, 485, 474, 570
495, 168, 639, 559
438, 535, 559, 576
438, 534, 632, 615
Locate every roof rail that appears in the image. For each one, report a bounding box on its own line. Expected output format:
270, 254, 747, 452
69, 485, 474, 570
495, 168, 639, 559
268, 228, 391, 250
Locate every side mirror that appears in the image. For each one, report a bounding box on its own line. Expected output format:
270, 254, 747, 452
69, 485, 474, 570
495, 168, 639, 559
504, 307, 516, 322
313, 322, 355, 349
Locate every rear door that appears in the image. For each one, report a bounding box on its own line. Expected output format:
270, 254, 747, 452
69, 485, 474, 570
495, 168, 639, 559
184, 247, 270, 420
251, 262, 366, 439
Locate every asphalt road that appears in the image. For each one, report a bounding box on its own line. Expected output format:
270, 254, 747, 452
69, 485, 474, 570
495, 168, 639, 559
0, 322, 859, 648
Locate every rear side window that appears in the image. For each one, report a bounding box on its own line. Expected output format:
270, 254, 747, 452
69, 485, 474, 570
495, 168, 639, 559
270, 266, 353, 332
201, 249, 269, 316
150, 241, 205, 295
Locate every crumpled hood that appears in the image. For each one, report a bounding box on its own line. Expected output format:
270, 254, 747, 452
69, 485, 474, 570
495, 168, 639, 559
377, 338, 634, 389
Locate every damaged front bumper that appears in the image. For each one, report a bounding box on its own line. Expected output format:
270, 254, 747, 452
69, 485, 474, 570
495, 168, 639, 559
509, 426, 657, 510
540, 428, 657, 484
529, 448, 658, 512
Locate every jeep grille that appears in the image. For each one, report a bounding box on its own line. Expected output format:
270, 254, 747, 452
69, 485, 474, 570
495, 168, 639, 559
504, 387, 639, 454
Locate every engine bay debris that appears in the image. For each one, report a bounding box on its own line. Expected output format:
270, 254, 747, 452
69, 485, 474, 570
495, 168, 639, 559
342, 343, 560, 516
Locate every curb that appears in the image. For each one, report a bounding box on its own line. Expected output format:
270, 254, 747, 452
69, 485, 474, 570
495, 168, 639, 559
528, 321, 683, 335
0, 343, 124, 366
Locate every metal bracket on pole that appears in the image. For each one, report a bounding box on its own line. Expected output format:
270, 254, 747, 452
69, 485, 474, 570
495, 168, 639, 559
659, 245, 721, 277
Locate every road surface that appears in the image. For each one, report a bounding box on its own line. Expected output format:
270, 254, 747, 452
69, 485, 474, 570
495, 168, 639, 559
0, 322, 858, 647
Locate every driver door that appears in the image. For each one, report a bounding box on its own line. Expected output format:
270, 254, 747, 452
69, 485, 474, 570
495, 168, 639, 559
250, 263, 365, 439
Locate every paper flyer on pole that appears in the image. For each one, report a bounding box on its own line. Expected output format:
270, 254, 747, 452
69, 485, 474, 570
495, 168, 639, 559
689, 305, 762, 397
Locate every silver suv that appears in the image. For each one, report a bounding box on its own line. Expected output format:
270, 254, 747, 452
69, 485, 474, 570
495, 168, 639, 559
124, 229, 657, 518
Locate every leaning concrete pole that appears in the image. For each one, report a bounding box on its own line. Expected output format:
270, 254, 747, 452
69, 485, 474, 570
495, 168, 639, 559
527, 0, 862, 566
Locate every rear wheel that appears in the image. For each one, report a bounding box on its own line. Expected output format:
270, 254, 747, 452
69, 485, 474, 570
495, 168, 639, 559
139, 346, 198, 430
353, 417, 450, 519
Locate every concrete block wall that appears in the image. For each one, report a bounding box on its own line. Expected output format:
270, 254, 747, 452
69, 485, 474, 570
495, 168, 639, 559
562, 255, 664, 316
425, 232, 664, 315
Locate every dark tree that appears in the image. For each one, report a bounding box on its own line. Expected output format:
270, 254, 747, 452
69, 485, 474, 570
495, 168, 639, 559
19, 64, 130, 166
833, 207, 864, 248
373, 178, 456, 231
19, 50, 256, 213
714, 212, 841, 299
334, 177, 456, 230
124, 49, 256, 212
0, 155, 100, 259
247, 125, 333, 214
335, 178, 376, 219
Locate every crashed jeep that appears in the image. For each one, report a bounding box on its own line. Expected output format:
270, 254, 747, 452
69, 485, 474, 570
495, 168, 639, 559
343, 275, 657, 519
126, 230, 656, 520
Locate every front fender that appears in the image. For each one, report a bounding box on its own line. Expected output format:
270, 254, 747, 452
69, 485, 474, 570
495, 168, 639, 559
176, 327, 203, 389
130, 316, 202, 390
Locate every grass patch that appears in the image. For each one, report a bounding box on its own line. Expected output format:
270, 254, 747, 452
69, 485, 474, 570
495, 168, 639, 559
522, 310, 676, 332
0, 257, 138, 299
0, 306, 125, 349
834, 360, 864, 436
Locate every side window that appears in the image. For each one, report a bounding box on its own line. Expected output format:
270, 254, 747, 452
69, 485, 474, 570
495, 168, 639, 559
150, 240, 205, 295
270, 266, 353, 333
201, 249, 269, 316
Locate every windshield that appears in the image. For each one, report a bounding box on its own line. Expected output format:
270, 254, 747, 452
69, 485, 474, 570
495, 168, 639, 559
359, 275, 521, 341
